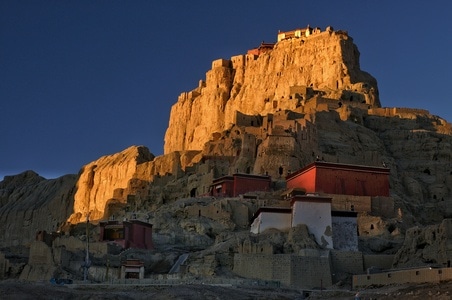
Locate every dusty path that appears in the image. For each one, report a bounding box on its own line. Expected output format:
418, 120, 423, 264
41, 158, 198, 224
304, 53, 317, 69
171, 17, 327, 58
1, 280, 451, 299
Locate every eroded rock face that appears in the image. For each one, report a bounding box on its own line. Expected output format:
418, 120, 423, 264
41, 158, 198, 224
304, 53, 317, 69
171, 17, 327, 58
2, 26, 452, 275
164, 29, 379, 154
67, 146, 154, 224
393, 219, 452, 267
0, 171, 77, 248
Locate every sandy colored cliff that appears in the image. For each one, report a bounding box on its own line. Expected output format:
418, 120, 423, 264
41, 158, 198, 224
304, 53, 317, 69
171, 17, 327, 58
67, 145, 154, 223
164, 28, 379, 154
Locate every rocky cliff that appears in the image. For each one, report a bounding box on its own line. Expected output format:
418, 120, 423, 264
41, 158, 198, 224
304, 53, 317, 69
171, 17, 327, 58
0, 171, 76, 247
67, 145, 155, 223
1, 26, 452, 278
164, 28, 379, 154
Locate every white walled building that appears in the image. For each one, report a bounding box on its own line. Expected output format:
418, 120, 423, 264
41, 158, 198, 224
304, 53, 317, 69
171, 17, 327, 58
291, 195, 334, 249
250, 207, 292, 234
251, 194, 358, 251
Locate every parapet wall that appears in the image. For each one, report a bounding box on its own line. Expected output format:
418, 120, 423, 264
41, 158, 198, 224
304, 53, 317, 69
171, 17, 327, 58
212, 58, 231, 69
353, 267, 452, 289
369, 107, 430, 118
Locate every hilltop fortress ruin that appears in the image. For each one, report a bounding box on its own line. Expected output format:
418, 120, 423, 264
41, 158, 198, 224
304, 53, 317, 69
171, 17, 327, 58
164, 25, 380, 154
1, 25, 452, 290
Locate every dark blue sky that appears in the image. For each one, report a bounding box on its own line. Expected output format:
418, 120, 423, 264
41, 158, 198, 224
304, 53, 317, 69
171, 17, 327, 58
1, 1, 451, 180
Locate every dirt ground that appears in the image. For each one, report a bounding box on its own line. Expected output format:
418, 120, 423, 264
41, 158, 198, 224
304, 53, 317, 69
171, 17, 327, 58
1, 280, 451, 300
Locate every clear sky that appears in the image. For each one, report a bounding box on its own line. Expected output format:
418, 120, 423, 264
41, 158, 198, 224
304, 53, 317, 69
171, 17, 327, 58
1, 1, 451, 180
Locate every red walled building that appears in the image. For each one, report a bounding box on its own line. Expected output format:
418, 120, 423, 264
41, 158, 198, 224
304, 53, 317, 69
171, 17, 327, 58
210, 173, 272, 197
99, 219, 153, 250
286, 161, 390, 197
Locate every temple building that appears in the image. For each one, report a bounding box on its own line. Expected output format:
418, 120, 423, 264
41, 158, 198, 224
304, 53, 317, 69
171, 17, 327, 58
210, 173, 271, 198
99, 219, 153, 250
286, 161, 390, 197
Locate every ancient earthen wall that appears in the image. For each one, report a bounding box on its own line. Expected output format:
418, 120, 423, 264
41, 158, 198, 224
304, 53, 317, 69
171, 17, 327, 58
238, 239, 274, 254
290, 255, 332, 289
363, 254, 394, 270
19, 241, 56, 281
329, 194, 372, 212
369, 107, 430, 119
234, 111, 263, 127
353, 267, 452, 289
254, 135, 300, 178
185, 201, 231, 221
233, 253, 274, 280
211, 58, 231, 69
231, 55, 245, 69
233, 253, 333, 289
271, 254, 292, 286
330, 250, 363, 278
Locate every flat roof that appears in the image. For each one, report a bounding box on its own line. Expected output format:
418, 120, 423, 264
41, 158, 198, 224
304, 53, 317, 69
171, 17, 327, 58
286, 161, 390, 180
290, 194, 332, 206
212, 173, 271, 184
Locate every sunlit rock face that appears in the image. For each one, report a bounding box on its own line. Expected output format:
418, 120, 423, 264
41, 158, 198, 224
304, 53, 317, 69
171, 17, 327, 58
164, 28, 379, 154
67, 146, 154, 224
67, 147, 206, 224
2, 25, 452, 260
